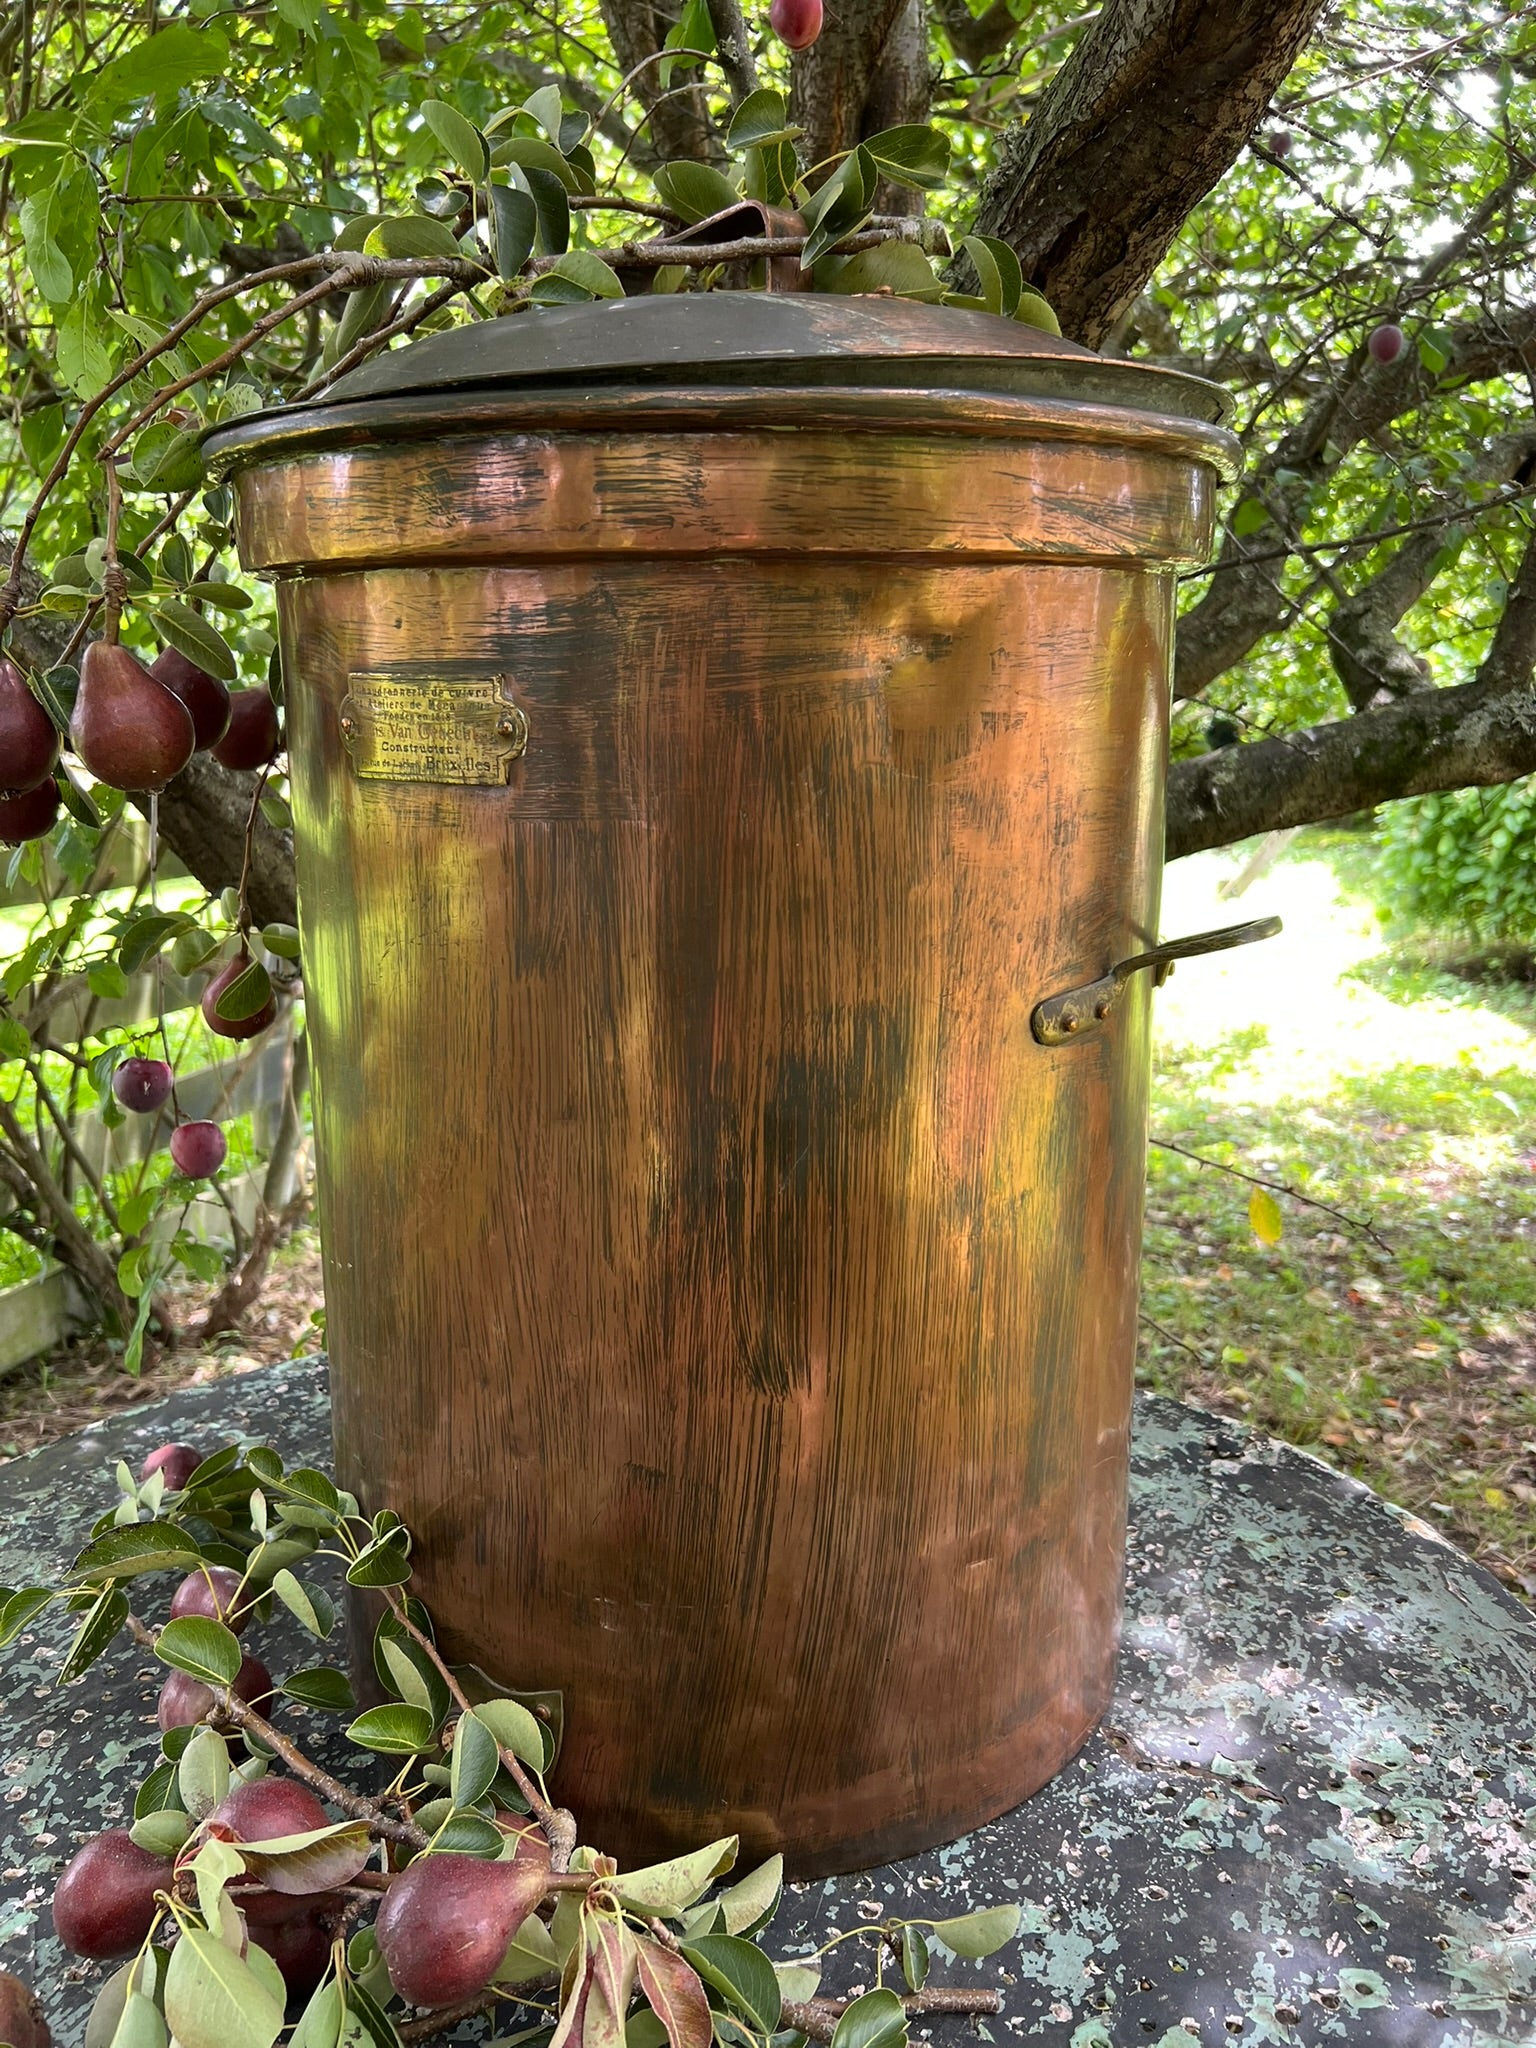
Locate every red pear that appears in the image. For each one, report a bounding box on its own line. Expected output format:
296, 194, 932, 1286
138, 1441, 202, 1489
249, 1908, 333, 1993
156, 1653, 273, 1731
113, 1057, 174, 1115
151, 648, 232, 751
376, 1841, 550, 2009
0, 1971, 49, 2048
769, 0, 822, 46
0, 781, 59, 845
51, 1830, 172, 1960
0, 658, 60, 796
1368, 322, 1403, 364
210, 1773, 329, 1842
71, 642, 195, 793
170, 1564, 247, 1633
212, 688, 281, 771
202, 955, 277, 1041
169, 1119, 228, 1178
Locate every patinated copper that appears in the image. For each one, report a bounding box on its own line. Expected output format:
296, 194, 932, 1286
207, 296, 1239, 1877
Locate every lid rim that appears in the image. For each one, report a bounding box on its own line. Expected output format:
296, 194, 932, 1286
205, 380, 1241, 484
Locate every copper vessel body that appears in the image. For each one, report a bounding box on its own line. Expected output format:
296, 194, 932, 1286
231, 391, 1223, 1876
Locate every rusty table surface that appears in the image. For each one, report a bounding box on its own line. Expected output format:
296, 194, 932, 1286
1, 1358, 1532, 2047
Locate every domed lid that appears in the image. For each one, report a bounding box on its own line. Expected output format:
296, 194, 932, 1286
309, 290, 1228, 420
204, 290, 1239, 480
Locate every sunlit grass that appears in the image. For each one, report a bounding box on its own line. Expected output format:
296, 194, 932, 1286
1142, 830, 1536, 1596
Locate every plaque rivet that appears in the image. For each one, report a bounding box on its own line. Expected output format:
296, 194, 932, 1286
340, 714, 356, 738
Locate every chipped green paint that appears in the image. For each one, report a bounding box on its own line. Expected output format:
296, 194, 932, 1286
2, 1366, 1535, 2044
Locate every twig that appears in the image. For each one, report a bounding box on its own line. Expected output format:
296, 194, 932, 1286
100, 460, 126, 643
397, 1991, 508, 2043
783, 1992, 1002, 2044
533, 223, 934, 275
383, 1592, 577, 1870
1149, 1137, 1393, 1253
1138, 1312, 1206, 1364
294, 277, 472, 402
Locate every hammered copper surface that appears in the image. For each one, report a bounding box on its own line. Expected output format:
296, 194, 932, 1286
234, 402, 1220, 1876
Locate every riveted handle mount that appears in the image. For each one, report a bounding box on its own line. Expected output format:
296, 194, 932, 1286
1030, 916, 1282, 1047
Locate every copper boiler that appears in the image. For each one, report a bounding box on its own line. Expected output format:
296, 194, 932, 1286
207, 296, 1242, 1877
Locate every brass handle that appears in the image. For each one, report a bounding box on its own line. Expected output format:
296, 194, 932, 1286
1030, 916, 1282, 1046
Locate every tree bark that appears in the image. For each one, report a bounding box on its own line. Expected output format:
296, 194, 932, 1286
1167, 523, 1536, 858
973, 0, 1328, 345
598, 0, 724, 165
789, 0, 931, 206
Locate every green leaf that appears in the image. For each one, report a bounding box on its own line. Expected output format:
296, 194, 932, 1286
271, 1568, 335, 1638
716, 1854, 782, 1936
346, 1702, 435, 1754
289, 1979, 342, 2048
74, 1521, 202, 1581
130, 1808, 194, 1857
530, 250, 624, 303
185, 581, 252, 613
118, 910, 191, 974
822, 240, 941, 300
86, 25, 231, 111
490, 181, 538, 281
59, 1586, 129, 1683
772, 1963, 821, 2003
346, 1532, 412, 1586
155, 1614, 242, 1687
490, 134, 581, 192
86, 1954, 167, 2048
658, 0, 714, 88
379, 1634, 437, 1712
111, 1991, 171, 2048
898, 1925, 928, 1991
152, 600, 236, 681
830, 1989, 907, 2048
1232, 497, 1270, 537
1013, 289, 1060, 335
742, 138, 798, 208
652, 161, 740, 225
0, 1586, 51, 1647
259, 921, 301, 960
519, 166, 570, 256
928, 1904, 1020, 1958
212, 958, 272, 1024
727, 89, 799, 151
86, 959, 128, 1001
419, 97, 490, 180
615, 1838, 737, 1919
363, 214, 468, 262
133, 1761, 181, 1819
859, 124, 949, 191
958, 234, 1021, 318
677, 1937, 780, 2034
474, 1695, 549, 1769
178, 1725, 232, 1817
164, 1926, 284, 2048
428, 1811, 505, 1856
799, 148, 875, 268
281, 1665, 356, 1714
132, 426, 205, 493
451, 1709, 502, 1809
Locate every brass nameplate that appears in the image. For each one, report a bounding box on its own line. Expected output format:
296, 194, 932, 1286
338, 673, 529, 786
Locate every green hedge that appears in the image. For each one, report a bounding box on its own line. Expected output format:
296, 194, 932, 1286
1375, 779, 1536, 945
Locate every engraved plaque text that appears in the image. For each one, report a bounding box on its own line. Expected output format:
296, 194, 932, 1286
339, 673, 529, 785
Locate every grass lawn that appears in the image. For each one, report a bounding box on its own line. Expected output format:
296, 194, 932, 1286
1141, 827, 1536, 1597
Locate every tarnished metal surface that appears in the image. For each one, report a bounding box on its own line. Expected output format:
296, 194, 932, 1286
204, 303, 1239, 1875
3, 1366, 1534, 2045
